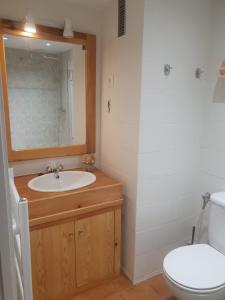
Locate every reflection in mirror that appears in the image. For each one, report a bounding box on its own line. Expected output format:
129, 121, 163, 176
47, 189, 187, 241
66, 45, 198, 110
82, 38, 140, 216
4, 34, 86, 150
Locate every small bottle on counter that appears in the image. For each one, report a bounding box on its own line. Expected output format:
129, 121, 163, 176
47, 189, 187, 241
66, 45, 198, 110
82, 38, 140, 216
82, 154, 95, 172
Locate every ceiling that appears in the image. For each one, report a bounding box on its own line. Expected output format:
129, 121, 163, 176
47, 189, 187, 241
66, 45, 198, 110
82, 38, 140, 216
66, 0, 111, 9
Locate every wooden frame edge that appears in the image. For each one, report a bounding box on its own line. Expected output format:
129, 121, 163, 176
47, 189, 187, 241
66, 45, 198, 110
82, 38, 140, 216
0, 36, 13, 158
29, 203, 123, 230
0, 19, 87, 45
0, 19, 96, 162
114, 208, 121, 275
86, 34, 96, 153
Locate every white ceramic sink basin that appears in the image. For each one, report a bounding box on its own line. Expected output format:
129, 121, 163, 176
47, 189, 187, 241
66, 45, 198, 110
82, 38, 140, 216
28, 171, 96, 192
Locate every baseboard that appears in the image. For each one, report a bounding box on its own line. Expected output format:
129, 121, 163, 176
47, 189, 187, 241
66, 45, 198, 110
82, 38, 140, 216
121, 266, 134, 283
132, 269, 162, 285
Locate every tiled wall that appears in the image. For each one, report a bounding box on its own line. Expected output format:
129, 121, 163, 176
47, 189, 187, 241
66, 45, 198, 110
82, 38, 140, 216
134, 0, 212, 282
199, 1, 225, 229
6, 48, 61, 149
58, 48, 86, 146
100, 0, 144, 280
100, 0, 214, 283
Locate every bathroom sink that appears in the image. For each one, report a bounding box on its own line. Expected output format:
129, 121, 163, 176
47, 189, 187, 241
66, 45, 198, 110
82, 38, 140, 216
28, 171, 96, 192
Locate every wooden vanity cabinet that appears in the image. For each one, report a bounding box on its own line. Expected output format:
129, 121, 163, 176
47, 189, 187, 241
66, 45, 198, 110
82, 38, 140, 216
30, 209, 121, 300
75, 211, 115, 287
15, 169, 123, 300
30, 222, 76, 300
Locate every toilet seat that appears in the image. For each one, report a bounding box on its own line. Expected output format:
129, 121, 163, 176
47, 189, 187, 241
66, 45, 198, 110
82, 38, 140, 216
164, 270, 225, 295
163, 244, 225, 291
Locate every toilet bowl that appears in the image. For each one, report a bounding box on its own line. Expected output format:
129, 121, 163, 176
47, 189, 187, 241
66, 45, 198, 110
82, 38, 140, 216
163, 192, 225, 300
163, 244, 225, 300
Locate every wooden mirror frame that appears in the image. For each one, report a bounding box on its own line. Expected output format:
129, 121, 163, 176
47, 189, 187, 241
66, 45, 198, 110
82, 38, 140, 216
0, 19, 96, 162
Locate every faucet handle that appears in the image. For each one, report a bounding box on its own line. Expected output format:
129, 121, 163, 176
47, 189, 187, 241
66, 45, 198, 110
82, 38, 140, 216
57, 164, 64, 171
202, 192, 211, 209
45, 165, 53, 173
45, 163, 64, 173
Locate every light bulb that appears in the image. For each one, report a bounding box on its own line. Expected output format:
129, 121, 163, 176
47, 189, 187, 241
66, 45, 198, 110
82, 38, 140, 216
24, 13, 36, 34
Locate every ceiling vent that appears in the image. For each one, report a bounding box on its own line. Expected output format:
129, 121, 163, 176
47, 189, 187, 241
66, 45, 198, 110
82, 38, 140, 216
118, 0, 126, 37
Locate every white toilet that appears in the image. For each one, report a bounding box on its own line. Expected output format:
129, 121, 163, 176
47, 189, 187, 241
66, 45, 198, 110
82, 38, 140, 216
163, 192, 225, 300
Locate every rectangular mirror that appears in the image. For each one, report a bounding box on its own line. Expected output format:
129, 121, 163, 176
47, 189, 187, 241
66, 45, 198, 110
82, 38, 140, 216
0, 19, 96, 161
5, 35, 86, 150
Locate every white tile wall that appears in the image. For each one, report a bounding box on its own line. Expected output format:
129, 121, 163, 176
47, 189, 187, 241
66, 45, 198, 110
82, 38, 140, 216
10, 155, 82, 177
134, 0, 212, 282
199, 1, 225, 210
6, 48, 62, 149
100, 0, 214, 283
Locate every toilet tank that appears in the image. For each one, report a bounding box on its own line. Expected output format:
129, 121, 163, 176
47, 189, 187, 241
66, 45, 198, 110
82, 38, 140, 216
208, 192, 225, 255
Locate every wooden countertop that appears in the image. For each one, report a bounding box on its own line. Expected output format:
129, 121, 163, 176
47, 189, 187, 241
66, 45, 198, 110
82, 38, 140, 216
14, 169, 123, 229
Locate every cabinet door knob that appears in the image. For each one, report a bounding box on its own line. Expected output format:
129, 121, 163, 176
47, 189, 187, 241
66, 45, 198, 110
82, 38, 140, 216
68, 233, 74, 238
77, 230, 84, 239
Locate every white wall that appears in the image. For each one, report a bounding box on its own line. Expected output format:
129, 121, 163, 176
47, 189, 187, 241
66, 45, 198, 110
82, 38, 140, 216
100, 0, 214, 283
0, 0, 102, 175
100, 0, 144, 280
200, 1, 225, 217
134, 0, 212, 282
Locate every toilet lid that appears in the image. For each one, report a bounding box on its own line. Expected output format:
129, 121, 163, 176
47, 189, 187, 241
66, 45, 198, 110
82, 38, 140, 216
163, 244, 225, 290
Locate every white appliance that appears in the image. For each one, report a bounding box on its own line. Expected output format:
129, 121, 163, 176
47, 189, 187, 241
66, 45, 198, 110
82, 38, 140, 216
0, 50, 33, 299
9, 170, 33, 300
0, 67, 17, 299
163, 193, 225, 300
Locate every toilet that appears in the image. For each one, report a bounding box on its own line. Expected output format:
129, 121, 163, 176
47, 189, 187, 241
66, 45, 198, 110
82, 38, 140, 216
163, 192, 225, 300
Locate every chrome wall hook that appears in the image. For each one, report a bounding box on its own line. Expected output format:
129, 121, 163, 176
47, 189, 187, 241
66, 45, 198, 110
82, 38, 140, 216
195, 68, 204, 79
107, 99, 111, 113
164, 64, 173, 76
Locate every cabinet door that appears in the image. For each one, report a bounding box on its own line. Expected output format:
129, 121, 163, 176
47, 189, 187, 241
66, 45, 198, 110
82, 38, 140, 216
75, 211, 115, 287
30, 222, 76, 300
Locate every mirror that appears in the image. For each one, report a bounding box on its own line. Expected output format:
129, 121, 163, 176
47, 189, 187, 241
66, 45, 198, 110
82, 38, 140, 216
4, 34, 86, 150
0, 19, 96, 162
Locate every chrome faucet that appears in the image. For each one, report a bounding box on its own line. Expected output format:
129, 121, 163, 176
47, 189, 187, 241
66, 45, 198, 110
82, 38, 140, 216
54, 168, 60, 179
45, 163, 64, 179
202, 192, 211, 209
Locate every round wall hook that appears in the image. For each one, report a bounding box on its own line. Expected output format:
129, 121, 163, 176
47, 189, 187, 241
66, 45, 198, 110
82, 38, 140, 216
164, 64, 173, 76
195, 68, 204, 79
